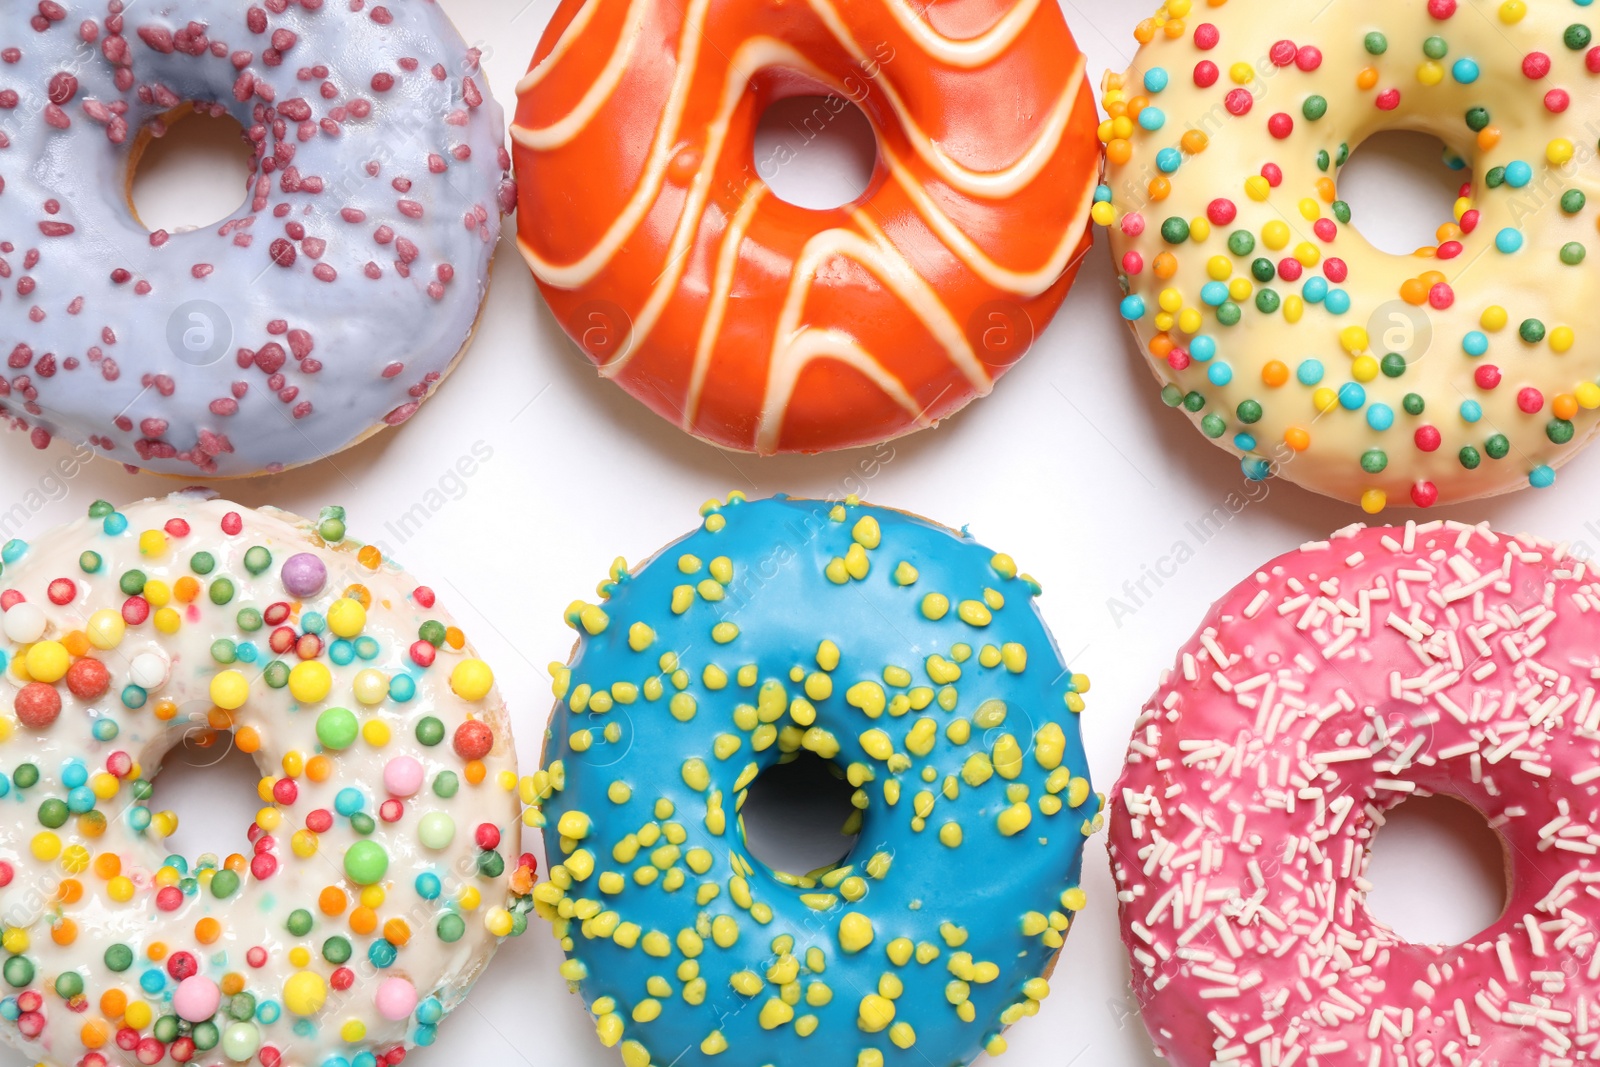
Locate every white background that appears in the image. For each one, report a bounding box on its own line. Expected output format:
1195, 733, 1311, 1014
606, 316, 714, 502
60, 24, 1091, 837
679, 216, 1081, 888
0, 0, 1559, 1063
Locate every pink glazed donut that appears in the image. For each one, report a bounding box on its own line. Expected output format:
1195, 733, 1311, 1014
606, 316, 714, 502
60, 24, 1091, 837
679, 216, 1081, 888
1111, 520, 1600, 1067
0, 0, 513, 476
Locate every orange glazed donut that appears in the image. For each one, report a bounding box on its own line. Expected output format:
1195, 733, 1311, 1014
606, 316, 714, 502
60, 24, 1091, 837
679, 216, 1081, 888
511, 0, 1100, 453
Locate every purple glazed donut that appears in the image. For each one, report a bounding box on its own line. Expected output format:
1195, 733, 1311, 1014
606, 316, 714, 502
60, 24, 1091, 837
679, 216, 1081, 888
0, 0, 514, 476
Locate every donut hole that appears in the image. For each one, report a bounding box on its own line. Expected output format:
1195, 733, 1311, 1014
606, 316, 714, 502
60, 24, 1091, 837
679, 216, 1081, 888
1338, 131, 1469, 256
752, 94, 877, 210
1365, 792, 1508, 945
148, 728, 262, 865
128, 105, 254, 235
741, 751, 861, 877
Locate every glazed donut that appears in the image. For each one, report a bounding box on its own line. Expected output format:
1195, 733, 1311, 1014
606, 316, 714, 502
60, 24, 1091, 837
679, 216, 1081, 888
0, 492, 532, 1067
1110, 519, 1600, 1066
511, 0, 1099, 454
1098, 0, 1600, 512
0, 0, 514, 477
522, 493, 1099, 1066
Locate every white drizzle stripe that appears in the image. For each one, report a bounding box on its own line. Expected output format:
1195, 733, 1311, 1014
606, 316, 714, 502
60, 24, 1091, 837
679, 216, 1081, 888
685, 186, 769, 427
803, 0, 1077, 199
601, 37, 819, 378
516, 0, 713, 287
880, 0, 1042, 67
757, 328, 934, 444
515, 0, 608, 94
755, 216, 986, 452
509, 0, 653, 149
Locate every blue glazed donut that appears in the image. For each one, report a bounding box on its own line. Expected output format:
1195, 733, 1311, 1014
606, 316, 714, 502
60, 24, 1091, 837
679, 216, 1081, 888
521, 493, 1100, 1067
0, 0, 513, 476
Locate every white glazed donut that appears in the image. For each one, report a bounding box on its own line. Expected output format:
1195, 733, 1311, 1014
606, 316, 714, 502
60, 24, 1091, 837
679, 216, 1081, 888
0, 492, 531, 1067
0, 0, 514, 476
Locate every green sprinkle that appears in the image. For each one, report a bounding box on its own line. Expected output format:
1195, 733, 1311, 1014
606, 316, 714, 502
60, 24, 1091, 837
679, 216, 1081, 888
1566, 23, 1592, 50
1422, 35, 1448, 59
1302, 95, 1328, 121
1403, 393, 1426, 416
1520, 319, 1547, 343
1380, 354, 1407, 378
1562, 190, 1587, 215
1160, 217, 1190, 244
243, 546, 272, 575
209, 578, 235, 606
1485, 434, 1510, 459
1255, 289, 1280, 314
1549, 419, 1576, 444
1465, 107, 1490, 132
1236, 400, 1262, 424
1227, 230, 1256, 256
1561, 243, 1586, 265
78, 551, 101, 574
1200, 414, 1226, 438
1251, 257, 1276, 282
1458, 446, 1481, 469
1182, 391, 1207, 413
189, 551, 215, 575
1365, 31, 1388, 54
1361, 449, 1388, 474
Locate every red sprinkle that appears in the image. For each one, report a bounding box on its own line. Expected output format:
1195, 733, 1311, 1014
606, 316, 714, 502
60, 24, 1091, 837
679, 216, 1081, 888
453, 720, 493, 762
1323, 259, 1347, 283
1375, 89, 1401, 111
1525, 52, 1551, 80
1546, 88, 1571, 113
1224, 88, 1253, 116
306, 809, 334, 833
1269, 40, 1297, 67
1475, 365, 1502, 390
475, 823, 501, 850
1428, 282, 1454, 309
65, 658, 110, 701
1295, 46, 1322, 71
1193, 23, 1219, 49
1411, 481, 1439, 508
14, 683, 61, 730
1193, 60, 1218, 88
1415, 426, 1442, 452
1267, 112, 1293, 139
1427, 0, 1456, 16
1518, 387, 1545, 413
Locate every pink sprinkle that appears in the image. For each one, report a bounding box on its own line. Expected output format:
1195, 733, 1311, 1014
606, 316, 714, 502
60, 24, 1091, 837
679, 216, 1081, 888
1525, 52, 1551, 80
1193, 23, 1219, 49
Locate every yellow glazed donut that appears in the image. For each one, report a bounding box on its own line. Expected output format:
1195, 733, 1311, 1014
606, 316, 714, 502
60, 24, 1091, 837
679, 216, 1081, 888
1098, 0, 1600, 512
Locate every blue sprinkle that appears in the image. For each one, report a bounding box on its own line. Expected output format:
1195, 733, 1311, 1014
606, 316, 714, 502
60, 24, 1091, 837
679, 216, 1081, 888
417, 998, 444, 1025
367, 940, 397, 969
1531, 465, 1556, 488
1504, 160, 1533, 188
1303, 277, 1329, 303
236, 642, 259, 663
121, 685, 147, 710
353, 1054, 378, 1067
1139, 107, 1166, 131
61, 761, 87, 788
1144, 67, 1170, 92
354, 636, 380, 661
1241, 456, 1271, 481
67, 786, 96, 813
322, 1057, 352, 1067
1156, 147, 1182, 173
1207, 363, 1233, 386
335, 787, 365, 816
415, 872, 442, 900
128, 807, 151, 832
390, 674, 417, 703
1460, 399, 1483, 422
91, 718, 119, 742
103, 513, 128, 536
415, 1025, 437, 1047
329, 639, 356, 666
300, 611, 326, 635
1190, 335, 1217, 362
1496, 228, 1524, 253
0, 774, 10, 798
164, 854, 190, 875
0, 541, 26, 566
1233, 434, 1257, 451
1325, 288, 1351, 315
1462, 331, 1489, 356
1119, 294, 1147, 320
1338, 382, 1366, 410
139, 969, 166, 994
256, 1001, 281, 1025
1452, 58, 1479, 83
0, 998, 16, 1022
1093, 184, 1112, 203
1367, 404, 1395, 431
1200, 281, 1229, 307
1297, 359, 1324, 385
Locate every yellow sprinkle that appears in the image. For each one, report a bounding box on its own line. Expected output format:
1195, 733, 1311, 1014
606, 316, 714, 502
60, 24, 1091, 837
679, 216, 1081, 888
893, 562, 918, 586
956, 600, 992, 627
326, 598, 366, 638
852, 516, 881, 549
920, 593, 949, 620
997, 802, 1033, 837
450, 659, 494, 701
816, 640, 840, 671
681, 759, 711, 792
288, 661, 332, 704
210, 670, 250, 711
709, 556, 733, 584
838, 912, 875, 954
857, 994, 896, 1033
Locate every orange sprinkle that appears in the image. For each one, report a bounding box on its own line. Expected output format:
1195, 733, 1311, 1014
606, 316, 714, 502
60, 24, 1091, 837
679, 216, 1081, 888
1105, 139, 1132, 166
93, 853, 121, 880
61, 631, 90, 658
1179, 130, 1208, 155
1436, 223, 1461, 243
1315, 178, 1337, 203
195, 917, 222, 944
349, 907, 378, 936
1148, 333, 1175, 359
99, 989, 127, 1018
1147, 176, 1172, 202
465, 760, 486, 785
81, 1021, 108, 1049
224, 853, 249, 874
319, 887, 348, 916
173, 576, 200, 603
1153, 252, 1179, 279
235, 726, 261, 754
57, 879, 83, 905
344, 584, 372, 609
1356, 67, 1379, 90
358, 545, 383, 570
51, 918, 78, 946
1105, 99, 1127, 119
1262, 361, 1289, 387
1162, 17, 1186, 38
153, 699, 180, 722
147, 942, 167, 961
1399, 278, 1429, 306
383, 919, 411, 947
1555, 394, 1580, 421
221, 973, 246, 997
1127, 95, 1149, 119
78, 811, 107, 838
306, 755, 333, 783
1477, 126, 1500, 151
1284, 427, 1311, 452
1134, 18, 1157, 43
207, 708, 233, 730
1420, 271, 1446, 287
